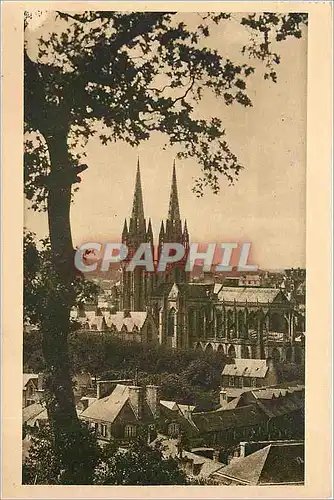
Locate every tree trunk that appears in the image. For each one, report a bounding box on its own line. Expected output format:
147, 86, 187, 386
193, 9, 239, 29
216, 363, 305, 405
41, 129, 89, 483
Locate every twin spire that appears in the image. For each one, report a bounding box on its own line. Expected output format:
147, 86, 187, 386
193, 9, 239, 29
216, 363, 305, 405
123, 159, 187, 242
131, 159, 145, 224
168, 161, 181, 222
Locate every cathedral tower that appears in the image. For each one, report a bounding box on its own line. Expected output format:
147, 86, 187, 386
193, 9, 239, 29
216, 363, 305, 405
158, 162, 190, 284
121, 160, 153, 311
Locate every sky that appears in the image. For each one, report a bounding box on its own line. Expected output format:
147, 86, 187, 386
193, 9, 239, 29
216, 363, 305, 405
24, 12, 307, 269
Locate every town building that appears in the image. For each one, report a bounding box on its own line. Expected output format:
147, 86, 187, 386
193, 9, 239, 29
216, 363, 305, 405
22, 373, 44, 408
212, 441, 304, 485
79, 380, 193, 443
74, 161, 305, 364
220, 358, 278, 402
72, 308, 159, 344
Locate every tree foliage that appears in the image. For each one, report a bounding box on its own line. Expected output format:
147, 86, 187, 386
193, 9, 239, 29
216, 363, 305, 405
94, 437, 187, 485
25, 11, 308, 199
23, 422, 100, 484
23, 10, 307, 481
23, 426, 187, 485
24, 230, 99, 329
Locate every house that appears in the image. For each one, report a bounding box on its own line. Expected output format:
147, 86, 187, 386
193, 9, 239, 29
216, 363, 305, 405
212, 441, 304, 485
189, 405, 268, 461
79, 381, 197, 443
74, 307, 159, 344
22, 373, 44, 408
235, 382, 305, 440
220, 358, 278, 401
238, 274, 261, 287
80, 382, 160, 442
156, 437, 223, 480
22, 402, 48, 429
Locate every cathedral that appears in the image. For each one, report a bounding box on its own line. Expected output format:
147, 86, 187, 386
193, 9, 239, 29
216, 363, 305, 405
117, 161, 305, 364
120, 161, 189, 312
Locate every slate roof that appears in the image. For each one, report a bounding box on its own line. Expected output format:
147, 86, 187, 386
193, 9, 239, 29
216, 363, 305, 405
217, 287, 287, 304
80, 311, 148, 332
80, 384, 155, 424
106, 311, 148, 331
80, 384, 130, 422
192, 404, 266, 433
182, 451, 224, 478
254, 391, 304, 418
222, 358, 268, 378
156, 437, 223, 478
160, 400, 179, 411
23, 403, 47, 425
152, 282, 213, 299
214, 442, 304, 485
178, 283, 214, 299
221, 387, 255, 399
23, 373, 38, 390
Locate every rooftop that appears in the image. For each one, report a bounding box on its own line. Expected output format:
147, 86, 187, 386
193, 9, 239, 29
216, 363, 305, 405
217, 286, 288, 304
213, 442, 304, 485
192, 404, 266, 433
222, 358, 268, 378
23, 373, 38, 390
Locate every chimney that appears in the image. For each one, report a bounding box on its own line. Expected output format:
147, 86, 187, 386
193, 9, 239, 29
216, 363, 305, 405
219, 389, 228, 408
96, 379, 134, 399
128, 385, 144, 420
37, 373, 44, 391
239, 442, 247, 458
80, 398, 89, 411
96, 380, 116, 399
146, 385, 160, 419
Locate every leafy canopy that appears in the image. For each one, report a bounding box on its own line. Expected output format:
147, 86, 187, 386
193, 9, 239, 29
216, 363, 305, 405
23, 425, 187, 485
24, 11, 308, 209
24, 230, 99, 327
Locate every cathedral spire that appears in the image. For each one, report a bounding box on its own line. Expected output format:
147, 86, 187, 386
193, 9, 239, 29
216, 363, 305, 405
131, 158, 145, 225
146, 218, 153, 242
167, 161, 181, 222
159, 220, 165, 238
122, 219, 128, 241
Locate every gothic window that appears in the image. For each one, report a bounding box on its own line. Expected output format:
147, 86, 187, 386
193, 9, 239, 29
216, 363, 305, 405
216, 311, 223, 337
125, 424, 137, 438
227, 310, 234, 337
167, 308, 176, 336
197, 310, 204, 337
269, 312, 288, 333
188, 310, 196, 334
238, 310, 244, 337
228, 345, 236, 358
